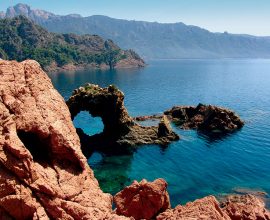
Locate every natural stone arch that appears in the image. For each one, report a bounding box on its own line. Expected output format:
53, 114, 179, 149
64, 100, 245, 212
67, 84, 134, 137
66, 84, 179, 152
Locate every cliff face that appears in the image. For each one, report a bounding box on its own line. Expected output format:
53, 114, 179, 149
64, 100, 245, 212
0, 60, 112, 219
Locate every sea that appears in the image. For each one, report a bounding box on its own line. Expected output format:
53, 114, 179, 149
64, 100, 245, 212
48, 59, 270, 207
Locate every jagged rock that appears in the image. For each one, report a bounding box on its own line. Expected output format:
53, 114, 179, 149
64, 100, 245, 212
66, 84, 179, 154
157, 196, 231, 220
165, 103, 244, 134
157, 194, 270, 220
114, 179, 170, 220
221, 194, 270, 220
0, 60, 112, 219
134, 114, 162, 122
158, 115, 174, 137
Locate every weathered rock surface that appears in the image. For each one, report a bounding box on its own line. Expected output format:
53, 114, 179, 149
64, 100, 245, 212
0, 60, 112, 219
157, 196, 231, 220
114, 179, 170, 220
165, 103, 244, 134
66, 84, 179, 154
157, 194, 270, 220
221, 194, 270, 220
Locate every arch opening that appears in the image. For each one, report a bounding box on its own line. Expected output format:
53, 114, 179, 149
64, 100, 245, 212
73, 111, 104, 136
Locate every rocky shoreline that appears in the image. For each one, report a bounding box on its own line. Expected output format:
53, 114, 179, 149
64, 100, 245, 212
0, 60, 268, 220
44, 58, 146, 73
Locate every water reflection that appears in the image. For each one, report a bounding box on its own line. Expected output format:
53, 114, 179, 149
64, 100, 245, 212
196, 129, 240, 145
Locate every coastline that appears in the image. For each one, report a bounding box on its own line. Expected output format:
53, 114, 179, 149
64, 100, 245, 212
0, 59, 269, 219
44, 58, 146, 73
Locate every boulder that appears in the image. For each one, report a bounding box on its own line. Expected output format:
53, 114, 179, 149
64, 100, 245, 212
114, 179, 170, 220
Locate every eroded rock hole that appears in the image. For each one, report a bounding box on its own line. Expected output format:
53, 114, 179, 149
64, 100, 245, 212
17, 130, 51, 164
73, 111, 104, 136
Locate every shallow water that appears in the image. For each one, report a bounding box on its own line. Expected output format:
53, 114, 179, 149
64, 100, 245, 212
48, 59, 270, 206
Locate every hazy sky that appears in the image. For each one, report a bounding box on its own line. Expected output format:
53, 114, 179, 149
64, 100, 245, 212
1, 0, 270, 36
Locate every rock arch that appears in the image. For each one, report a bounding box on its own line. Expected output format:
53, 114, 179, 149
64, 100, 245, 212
67, 84, 179, 153
67, 84, 134, 136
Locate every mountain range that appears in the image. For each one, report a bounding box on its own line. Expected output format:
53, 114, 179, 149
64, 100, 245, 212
1, 3, 270, 59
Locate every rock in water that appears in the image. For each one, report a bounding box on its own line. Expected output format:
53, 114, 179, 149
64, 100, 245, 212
114, 179, 170, 220
165, 103, 244, 134
67, 83, 134, 136
66, 84, 179, 152
0, 60, 112, 219
158, 115, 173, 136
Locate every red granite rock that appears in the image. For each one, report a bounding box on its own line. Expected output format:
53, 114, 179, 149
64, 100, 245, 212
114, 178, 170, 220
0, 60, 112, 219
222, 194, 270, 220
157, 196, 231, 220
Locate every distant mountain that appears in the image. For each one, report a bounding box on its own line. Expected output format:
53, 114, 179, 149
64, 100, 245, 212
2, 3, 270, 59
0, 15, 145, 72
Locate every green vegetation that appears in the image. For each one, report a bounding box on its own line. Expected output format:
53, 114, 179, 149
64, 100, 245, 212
0, 16, 140, 70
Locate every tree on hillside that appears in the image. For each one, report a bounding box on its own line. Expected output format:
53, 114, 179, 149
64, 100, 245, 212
104, 40, 122, 69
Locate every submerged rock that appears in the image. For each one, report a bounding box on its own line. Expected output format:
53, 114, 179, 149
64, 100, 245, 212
165, 103, 244, 134
0, 60, 112, 219
114, 179, 170, 220
66, 84, 179, 153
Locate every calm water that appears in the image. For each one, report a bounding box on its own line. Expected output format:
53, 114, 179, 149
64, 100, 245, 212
48, 59, 270, 207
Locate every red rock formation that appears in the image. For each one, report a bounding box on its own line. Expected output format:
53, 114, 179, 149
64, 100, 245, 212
0, 60, 112, 219
157, 194, 270, 220
221, 194, 270, 220
157, 196, 231, 220
114, 179, 170, 220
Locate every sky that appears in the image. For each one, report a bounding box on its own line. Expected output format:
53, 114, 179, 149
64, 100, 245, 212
1, 0, 270, 36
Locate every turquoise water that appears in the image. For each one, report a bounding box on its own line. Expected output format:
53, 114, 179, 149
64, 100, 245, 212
48, 59, 270, 207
